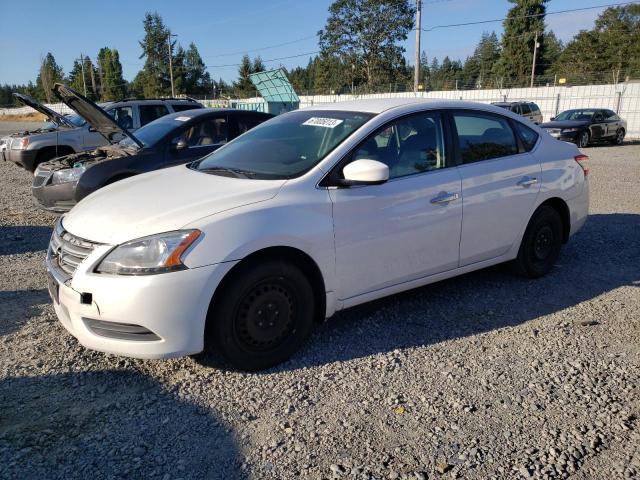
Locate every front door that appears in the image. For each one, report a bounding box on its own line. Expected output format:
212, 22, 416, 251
166, 116, 229, 166
451, 110, 542, 266
330, 111, 463, 300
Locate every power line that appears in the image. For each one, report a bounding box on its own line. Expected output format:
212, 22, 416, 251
201, 34, 318, 59
421, 1, 636, 32
206, 51, 320, 69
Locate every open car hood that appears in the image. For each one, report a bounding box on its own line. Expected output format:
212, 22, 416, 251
52, 84, 142, 148
13, 93, 73, 127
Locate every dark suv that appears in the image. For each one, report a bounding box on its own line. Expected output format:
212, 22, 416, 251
492, 101, 543, 124
5, 93, 203, 172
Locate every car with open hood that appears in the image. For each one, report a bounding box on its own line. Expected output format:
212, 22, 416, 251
5, 91, 203, 172
32, 84, 273, 212
45, 98, 589, 370
540, 108, 626, 148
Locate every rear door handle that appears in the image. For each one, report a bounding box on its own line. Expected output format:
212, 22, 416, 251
517, 177, 538, 187
430, 192, 459, 204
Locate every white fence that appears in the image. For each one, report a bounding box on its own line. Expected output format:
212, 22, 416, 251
3, 82, 639, 138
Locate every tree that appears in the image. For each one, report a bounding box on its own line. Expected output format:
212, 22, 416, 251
234, 55, 255, 97
552, 5, 639, 83
318, 0, 414, 88
494, 0, 548, 85
183, 43, 212, 95
97, 48, 126, 100
252, 56, 265, 74
36, 53, 64, 102
67, 56, 99, 100
137, 12, 173, 97
461, 31, 501, 88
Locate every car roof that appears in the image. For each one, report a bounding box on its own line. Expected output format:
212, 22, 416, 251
155, 108, 271, 122
302, 98, 520, 115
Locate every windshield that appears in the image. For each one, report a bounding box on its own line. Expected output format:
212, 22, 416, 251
118, 117, 177, 148
194, 110, 373, 179
65, 114, 86, 127
555, 110, 597, 121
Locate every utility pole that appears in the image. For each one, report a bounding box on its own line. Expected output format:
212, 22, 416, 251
80, 53, 87, 96
414, 0, 422, 93
168, 31, 176, 97
530, 31, 539, 88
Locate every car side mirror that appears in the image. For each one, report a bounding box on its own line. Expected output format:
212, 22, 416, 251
88, 126, 97, 132
340, 159, 389, 186
550, 117, 555, 121
171, 138, 188, 151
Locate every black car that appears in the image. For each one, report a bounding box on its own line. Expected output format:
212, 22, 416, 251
540, 108, 626, 148
32, 84, 273, 212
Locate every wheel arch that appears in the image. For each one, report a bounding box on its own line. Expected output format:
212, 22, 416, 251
35, 144, 75, 160
538, 197, 570, 243
206, 246, 327, 330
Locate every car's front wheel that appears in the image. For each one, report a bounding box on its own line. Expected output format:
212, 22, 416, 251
513, 205, 563, 278
577, 130, 590, 148
206, 259, 315, 371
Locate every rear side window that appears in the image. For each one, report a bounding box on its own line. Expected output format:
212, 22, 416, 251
453, 112, 518, 163
139, 105, 169, 126
531, 104, 541, 114
171, 103, 203, 112
520, 104, 531, 115
513, 122, 539, 151
108, 106, 134, 129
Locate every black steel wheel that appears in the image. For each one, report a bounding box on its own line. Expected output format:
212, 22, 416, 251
513, 205, 563, 278
207, 259, 315, 371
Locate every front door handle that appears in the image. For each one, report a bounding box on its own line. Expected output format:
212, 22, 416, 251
517, 177, 538, 187
430, 192, 460, 204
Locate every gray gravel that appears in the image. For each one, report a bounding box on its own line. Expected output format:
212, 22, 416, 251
1, 130, 639, 479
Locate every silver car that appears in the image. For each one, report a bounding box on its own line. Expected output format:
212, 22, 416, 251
5, 93, 203, 172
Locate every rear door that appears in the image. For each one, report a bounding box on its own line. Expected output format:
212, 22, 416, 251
604, 110, 621, 137
166, 115, 228, 166
452, 110, 541, 266
139, 104, 170, 128
590, 111, 607, 140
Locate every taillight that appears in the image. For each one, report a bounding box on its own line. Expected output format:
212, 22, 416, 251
574, 154, 589, 177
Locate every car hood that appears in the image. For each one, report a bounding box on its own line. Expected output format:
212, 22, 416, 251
540, 120, 590, 129
13, 93, 73, 127
63, 165, 286, 245
53, 84, 142, 148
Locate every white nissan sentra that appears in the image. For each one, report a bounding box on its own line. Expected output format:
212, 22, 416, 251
46, 99, 589, 370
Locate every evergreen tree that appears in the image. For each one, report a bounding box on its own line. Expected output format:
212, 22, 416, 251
494, 0, 548, 85
138, 12, 172, 97
234, 55, 255, 97
252, 56, 265, 74
97, 48, 126, 100
183, 43, 212, 95
36, 53, 64, 102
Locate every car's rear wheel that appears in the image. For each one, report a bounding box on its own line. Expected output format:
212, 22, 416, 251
577, 130, 590, 148
611, 128, 625, 145
207, 260, 315, 371
513, 205, 563, 278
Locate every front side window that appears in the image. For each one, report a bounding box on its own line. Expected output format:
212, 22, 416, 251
237, 115, 266, 134
520, 104, 531, 115
139, 104, 169, 126
352, 111, 447, 179
175, 117, 228, 147
555, 109, 597, 121
453, 112, 518, 163
194, 110, 373, 179
108, 106, 134, 129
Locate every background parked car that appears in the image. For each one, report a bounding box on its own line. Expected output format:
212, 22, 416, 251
32, 84, 272, 212
5, 93, 203, 172
491, 101, 543, 124
540, 108, 626, 148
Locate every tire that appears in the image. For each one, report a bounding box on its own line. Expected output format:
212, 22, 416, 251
206, 259, 315, 371
577, 130, 589, 148
513, 205, 563, 278
611, 128, 625, 145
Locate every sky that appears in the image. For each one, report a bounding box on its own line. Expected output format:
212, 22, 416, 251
0, 0, 624, 87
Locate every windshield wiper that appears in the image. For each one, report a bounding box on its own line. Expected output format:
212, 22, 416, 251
198, 166, 257, 179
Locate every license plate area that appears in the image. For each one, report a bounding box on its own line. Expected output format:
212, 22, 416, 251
47, 272, 59, 304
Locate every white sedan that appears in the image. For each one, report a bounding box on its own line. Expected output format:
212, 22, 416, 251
46, 98, 589, 370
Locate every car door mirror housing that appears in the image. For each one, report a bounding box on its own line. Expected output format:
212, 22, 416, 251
340, 159, 389, 186
88, 126, 97, 132
171, 139, 188, 151
550, 117, 555, 121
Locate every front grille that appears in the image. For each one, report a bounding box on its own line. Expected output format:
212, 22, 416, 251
49, 220, 100, 277
546, 128, 561, 135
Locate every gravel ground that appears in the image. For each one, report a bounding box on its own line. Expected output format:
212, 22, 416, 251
1, 122, 639, 479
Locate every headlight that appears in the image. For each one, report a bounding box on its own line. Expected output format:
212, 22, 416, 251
562, 128, 580, 133
11, 137, 29, 150
95, 230, 201, 275
51, 167, 85, 185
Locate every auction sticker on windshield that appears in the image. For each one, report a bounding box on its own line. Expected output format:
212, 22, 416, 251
302, 117, 344, 128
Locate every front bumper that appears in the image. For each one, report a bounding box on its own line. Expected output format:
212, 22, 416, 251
46, 248, 238, 359
10, 149, 39, 171
544, 129, 579, 143
32, 173, 77, 213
